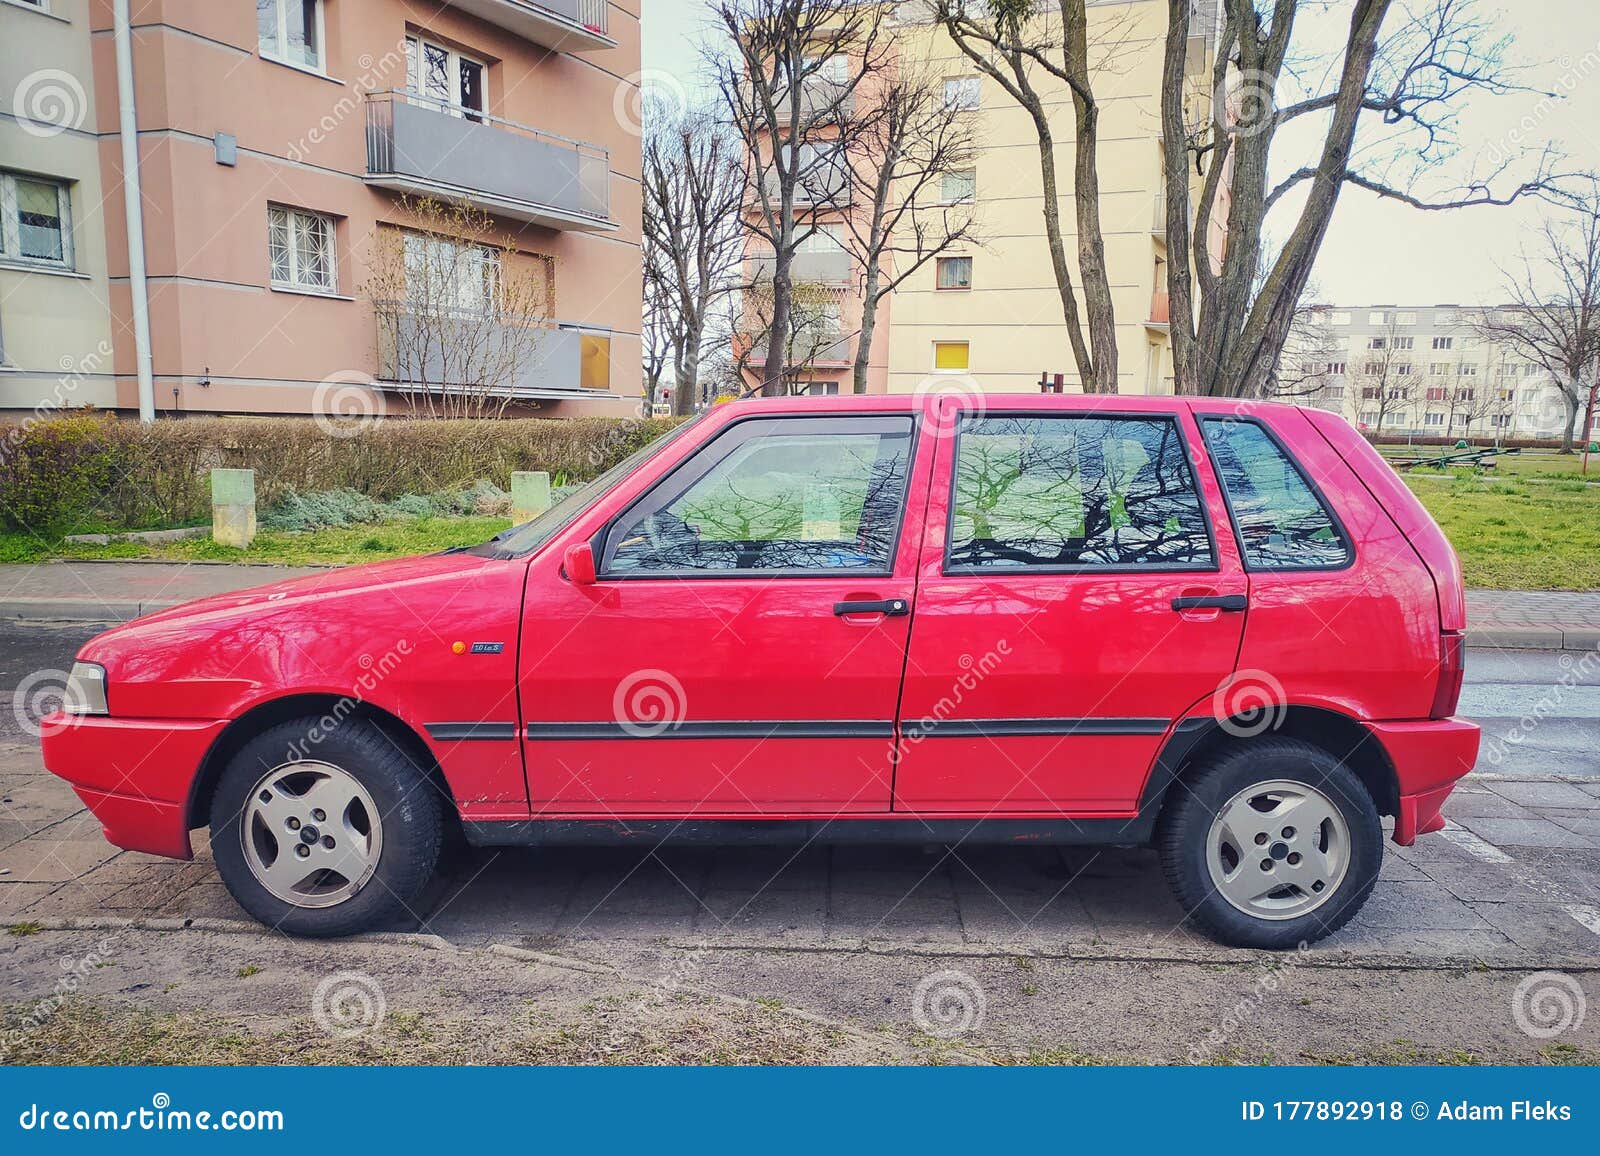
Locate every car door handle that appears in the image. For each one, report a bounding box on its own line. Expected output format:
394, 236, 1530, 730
834, 599, 910, 617
1170, 594, 1248, 612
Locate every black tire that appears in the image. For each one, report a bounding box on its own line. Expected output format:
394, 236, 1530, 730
1156, 736, 1383, 949
209, 718, 444, 937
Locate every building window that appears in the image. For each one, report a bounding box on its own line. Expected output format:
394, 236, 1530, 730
936, 255, 972, 290
405, 36, 486, 119
1325, 361, 1345, 375
1330, 311, 1351, 325
1396, 363, 1413, 375
1323, 385, 1344, 399
943, 76, 980, 110
1426, 388, 1446, 401
1368, 311, 1388, 325
0, 172, 73, 269
1368, 336, 1386, 349
400, 231, 499, 312
1359, 411, 1378, 425
1432, 335, 1453, 350
940, 168, 976, 204
933, 341, 969, 371
1490, 414, 1510, 428
1430, 362, 1449, 375
1396, 311, 1417, 325
1457, 362, 1478, 376
1363, 362, 1382, 375
267, 205, 336, 293
1424, 412, 1444, 428
258, 0, 324, 72
1393, 336, 1414, 350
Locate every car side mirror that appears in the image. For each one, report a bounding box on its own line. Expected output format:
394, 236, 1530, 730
563, 542, 597, 586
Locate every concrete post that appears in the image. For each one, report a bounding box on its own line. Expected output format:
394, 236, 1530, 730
510, 471, 552, 522
211, 468, 256, 548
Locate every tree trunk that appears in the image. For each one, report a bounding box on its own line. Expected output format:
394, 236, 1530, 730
761, 265, 792, 396
1561, 388, 1580, 453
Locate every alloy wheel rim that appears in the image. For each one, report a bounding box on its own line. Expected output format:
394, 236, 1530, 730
1205, 778, 1350, 921
241, 761, 383, 909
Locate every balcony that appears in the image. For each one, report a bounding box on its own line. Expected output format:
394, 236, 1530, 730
376, 306, 613, 399
438, 0, 614, 52
773, 81, 856, 125
365, 92, 613, 232
745, 329, 853, 368
749, 249, 852, 285
1147, 291, 1171, 329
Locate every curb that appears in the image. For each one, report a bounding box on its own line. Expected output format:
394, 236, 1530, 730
3, 598, 1598, 650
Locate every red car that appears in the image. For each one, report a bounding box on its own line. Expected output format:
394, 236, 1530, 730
41, 395, 1477, 948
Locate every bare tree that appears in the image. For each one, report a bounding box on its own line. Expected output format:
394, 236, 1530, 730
1476, 199, 1600, 451
1266, 292, 1344, 404
733, 276, 847, 394
1350, 317, 1419, 435
712, 0, 890, 394
842, 62, 981, 395
1161, 0, 1570, 398
643, 98, 748, 415
366, 197, 555, 419
932, 0, 1141, 393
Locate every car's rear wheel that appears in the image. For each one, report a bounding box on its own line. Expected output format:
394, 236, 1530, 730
1157, 737, 1382, 949
209, 718, 443, 937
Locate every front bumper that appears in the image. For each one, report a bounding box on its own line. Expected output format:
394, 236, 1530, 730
40, 713, 228, 861
1366, 716, 1480, 845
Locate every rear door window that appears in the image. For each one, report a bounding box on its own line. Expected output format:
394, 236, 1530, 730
945, 414, 1214, 571
1199, 417, 1353, 570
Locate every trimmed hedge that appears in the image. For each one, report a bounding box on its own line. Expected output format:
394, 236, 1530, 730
0, 414, 678, 534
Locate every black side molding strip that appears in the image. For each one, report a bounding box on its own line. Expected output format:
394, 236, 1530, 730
903, 717, 1171, 740
525, 720, 895, 741
463, 817, 1156, 848
425, 722, 518, 742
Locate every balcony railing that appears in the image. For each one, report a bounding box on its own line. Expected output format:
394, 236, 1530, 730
437, 0, 613, 52
375, 305, 609, 398
748, 249, 852, 285
365, 92, 612, 232
744, 329, 853, 368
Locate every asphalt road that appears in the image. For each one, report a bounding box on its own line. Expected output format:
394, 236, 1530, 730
4, 619, 1595, 775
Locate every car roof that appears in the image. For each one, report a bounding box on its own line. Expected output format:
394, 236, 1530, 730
710, 393, 1308, 418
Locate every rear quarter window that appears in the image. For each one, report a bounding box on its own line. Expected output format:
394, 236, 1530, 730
1199, 417, 1353, 570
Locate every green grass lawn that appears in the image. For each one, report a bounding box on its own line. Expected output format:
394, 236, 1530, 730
1404, 473, 1600, 590
0, 515, 512, 568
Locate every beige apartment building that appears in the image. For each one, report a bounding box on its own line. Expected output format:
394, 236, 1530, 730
1294, 304, 1586, 442
0, 0, 641, 419
742, 0, 1220, 398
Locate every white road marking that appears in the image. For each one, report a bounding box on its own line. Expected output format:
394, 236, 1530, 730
1440, 821, 1512, 864
1563, 904, 1600, 939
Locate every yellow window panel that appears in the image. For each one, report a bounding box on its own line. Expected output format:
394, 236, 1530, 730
934, 341, 969, 370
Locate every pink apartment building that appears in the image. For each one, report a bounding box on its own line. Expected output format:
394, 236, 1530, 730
0, 0, 641, 418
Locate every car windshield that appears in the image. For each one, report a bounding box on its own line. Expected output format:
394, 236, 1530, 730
468, 414, 706, 559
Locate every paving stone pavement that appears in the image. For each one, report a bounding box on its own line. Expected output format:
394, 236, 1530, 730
4, 735, 1599, 961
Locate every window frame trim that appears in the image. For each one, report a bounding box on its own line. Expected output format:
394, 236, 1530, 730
268, 203, 338, 294
594, 413, 922, 582
258, 0, 327, 73
939, 409, 1222, 578
1196, 415, 1356, 575
1, 171, 74, 271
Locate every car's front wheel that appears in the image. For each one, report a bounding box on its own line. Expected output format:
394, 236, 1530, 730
209, 718, 443, 937
1157, 737, 1382, 949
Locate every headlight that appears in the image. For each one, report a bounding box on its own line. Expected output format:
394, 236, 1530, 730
64, 662, 108, 716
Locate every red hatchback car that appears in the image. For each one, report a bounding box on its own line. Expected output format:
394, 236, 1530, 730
42, 395, 1478, 948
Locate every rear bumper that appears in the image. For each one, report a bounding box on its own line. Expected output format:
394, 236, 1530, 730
40, 713, 227, 861
1366, 716, 1480, 845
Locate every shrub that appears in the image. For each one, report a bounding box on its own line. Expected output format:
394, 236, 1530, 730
0, 414, 680, 534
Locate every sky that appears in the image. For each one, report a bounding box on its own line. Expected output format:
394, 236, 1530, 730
639, 0, 1600, 307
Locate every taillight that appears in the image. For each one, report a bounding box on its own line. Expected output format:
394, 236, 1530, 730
1430, 630, 1465, 719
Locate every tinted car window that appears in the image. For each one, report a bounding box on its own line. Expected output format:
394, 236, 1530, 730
1199, 417, 1352, 569
946, 415, 1213, 570
604, 416, 914, 574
